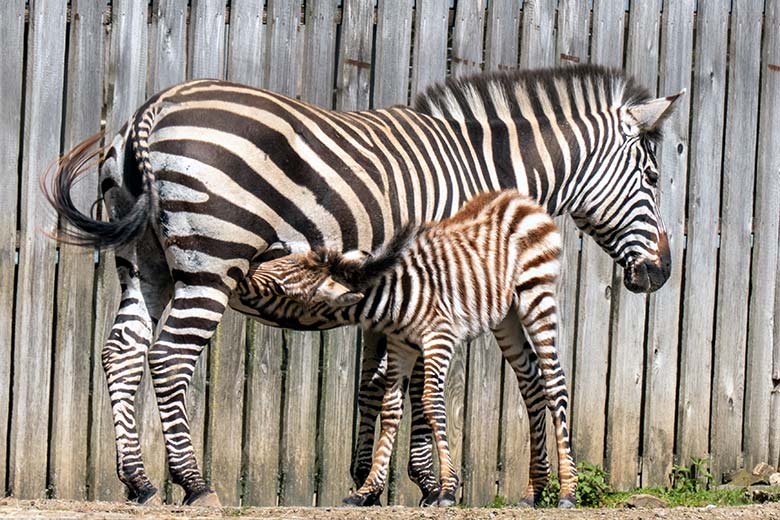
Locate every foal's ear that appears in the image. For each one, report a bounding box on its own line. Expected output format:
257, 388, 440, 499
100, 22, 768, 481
626, 90, 685, 131
311, 276, 363, 307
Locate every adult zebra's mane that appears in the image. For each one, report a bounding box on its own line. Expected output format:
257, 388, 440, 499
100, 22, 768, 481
412, 64, 663, 142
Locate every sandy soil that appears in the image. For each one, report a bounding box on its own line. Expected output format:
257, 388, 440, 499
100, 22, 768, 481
1, 499, 780, 520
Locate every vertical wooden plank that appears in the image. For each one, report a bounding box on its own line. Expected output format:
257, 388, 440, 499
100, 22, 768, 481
518, 0, 556, 69
265, 0, 301, 96
570, 0, 624, 469
189, 0, 227, 79
0, 0, 25, 496
279, 330, 320, 505
462, 338, 502, 506
49, 0, 106, 500
227, 0, 265, 88
642, 0, 694, 488
374, 0, 414, 108
485, 0, 520, 72
710, 0, 762, 483
386, 392, 419, 506
8, 0, 67, 498
205, 311, 246, 505
744, 0, 780, 470
243, 323, 284, 506
772, 232, 780, 469
149, 0, 188, 94
300, 0, 336, 107
410, 0, 448, 97
606, 0, 661, 490
336, 0, 374, 111
444, 345, 467, 503
317, 328, 359, 506
451, 0, 485, 77
677, 0, 729, 468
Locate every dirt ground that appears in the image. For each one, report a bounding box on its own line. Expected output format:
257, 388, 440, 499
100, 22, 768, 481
1, 499, 779, 520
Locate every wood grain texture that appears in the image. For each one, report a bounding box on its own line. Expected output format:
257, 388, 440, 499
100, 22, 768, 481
149, 0, 188, 93
451, 0, 485, 77
744, 0, 780, 470
484, 0, 519, 71
570, 0, 624, 469
462, 337, 502, 506
228, 0, 265, 87
0, 0, 25, 496
387, 394, 419, 506
410, 0, 448, 96
374, 0, 413, 108
336, 0, 374, 111
677, 0, 729, 467
266, 0, 301, 96
49, 0, 106, 499
710, 0, 762, 483
498, 363, 530, 502
243, 323, 284, 506
9, 0, 67, 498
445, 343, 467, 504
519, 0, 555, 69
772, 233, 780, 469
642, 0, 694, 488
300, 0, 336, 107
317, 327, 359, 506
606, 0, 661, 490
189, 0, 226, 80
279, 330, 320, 505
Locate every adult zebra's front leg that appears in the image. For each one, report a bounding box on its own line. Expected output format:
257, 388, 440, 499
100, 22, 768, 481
147, 260, 246, 506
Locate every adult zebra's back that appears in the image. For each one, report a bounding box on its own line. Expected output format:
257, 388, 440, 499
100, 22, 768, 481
46, 65, 679, 505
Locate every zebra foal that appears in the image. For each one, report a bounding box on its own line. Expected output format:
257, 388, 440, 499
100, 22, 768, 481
249, 190, 575, 507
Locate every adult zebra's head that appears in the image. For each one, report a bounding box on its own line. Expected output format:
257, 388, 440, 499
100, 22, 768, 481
570, 83, 683, 293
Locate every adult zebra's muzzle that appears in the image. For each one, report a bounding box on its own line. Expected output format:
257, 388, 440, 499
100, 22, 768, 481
623, 233, 671, 293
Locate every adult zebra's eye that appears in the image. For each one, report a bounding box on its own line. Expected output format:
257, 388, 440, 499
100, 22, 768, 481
643, 167, 659, 187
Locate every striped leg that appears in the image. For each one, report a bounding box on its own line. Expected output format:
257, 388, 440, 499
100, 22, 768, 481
147, 280, 234, 506
420, 335, 459, 507
103, 247, 172, 504
492, 316, 551, 507
351, 331, 387, 495
406, 357, 440, 505
516, 291, 577, 507
344, 339, 418, 506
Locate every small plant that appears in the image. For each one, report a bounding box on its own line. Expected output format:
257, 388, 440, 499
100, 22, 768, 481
671, 457, 713, 493
488, 495, 510, 508
576, 461, 612, 507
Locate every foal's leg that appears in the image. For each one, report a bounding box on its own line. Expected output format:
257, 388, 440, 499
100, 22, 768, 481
406, 356, 439, 505
344, 339, 418, 506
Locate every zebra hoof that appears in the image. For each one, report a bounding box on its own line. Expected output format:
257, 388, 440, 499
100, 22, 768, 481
558, 497, 576, 509
142, 491, 162, 506
128, 485, 159, 506
342, 492, 380, 507
435, 492, 456, 507
518, 496, 535, 508
419, 488, 441, 507
185, 490, 222, 508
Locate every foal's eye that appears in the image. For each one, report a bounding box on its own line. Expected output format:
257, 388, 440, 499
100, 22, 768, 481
643, 167, 659, 188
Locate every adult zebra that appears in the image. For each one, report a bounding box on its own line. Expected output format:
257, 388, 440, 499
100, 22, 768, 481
46, 65, 678, 506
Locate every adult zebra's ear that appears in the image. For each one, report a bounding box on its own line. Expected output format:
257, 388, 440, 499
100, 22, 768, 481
626, 90, 686, 131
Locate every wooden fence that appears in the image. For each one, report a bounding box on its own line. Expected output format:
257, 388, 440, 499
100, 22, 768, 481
1, 0, 779, 507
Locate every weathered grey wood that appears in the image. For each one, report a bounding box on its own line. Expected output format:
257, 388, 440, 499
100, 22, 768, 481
266, 0, 301, 96
570, 0, 624, 468
642, 0, 694, 488
0, 0, 25, 496
444, 343, 467, 504
463, 337, 502, 506
189, 0, 226, 79
451, 0, 485, 77
387, 393, 419, 506
744, 0, 780, 470
772, 235, 780, 468
149, 0, 188, 93
205, 310, 246, 505
485, 0, 519, 71
317, 327, 359, 506
279, 330, 320, 505
410, 0, 448, 96
498, 364, 530, 503
518, 0, 556, 69
606, 0, 661, 490
336, 0, 374, 111
677, 0, 729, 467
243, 322, 284, 506
8, 0, 67, 498
227, 0, 265, 87
710, 0, 763, 483
88, 252, 126, 501
49, 0, 105, 499
374, 0, 413, 108
300, 0, 335, 107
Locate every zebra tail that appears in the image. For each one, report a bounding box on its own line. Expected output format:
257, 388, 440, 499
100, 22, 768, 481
42, 128, 156, 249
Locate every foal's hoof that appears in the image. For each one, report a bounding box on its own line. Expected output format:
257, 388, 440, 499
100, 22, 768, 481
435, 491, 457, 507
128, 485, 159, 505
185, 490, 222, 508
558, 497, 576, 509
342, 492, 380, 507
419, 488, 441, 507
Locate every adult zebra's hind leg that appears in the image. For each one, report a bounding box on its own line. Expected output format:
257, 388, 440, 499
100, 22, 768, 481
103, 243, 172, 504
